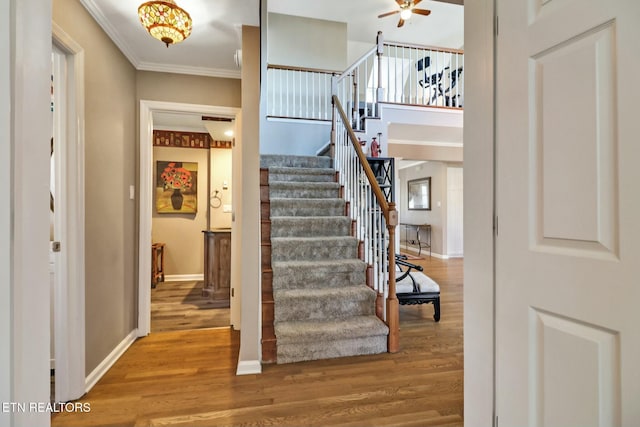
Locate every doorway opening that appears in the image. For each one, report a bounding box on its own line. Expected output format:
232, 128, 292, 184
150, 112, 235, 333
138, 101, 241, 337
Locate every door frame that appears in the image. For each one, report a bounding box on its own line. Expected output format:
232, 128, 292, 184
463, 0, 496, 425
52, 23, 87, 402
138, 100, 240, 336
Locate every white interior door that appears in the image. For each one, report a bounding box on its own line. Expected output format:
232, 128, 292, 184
51, 29, 86, 403
496, 0, 640, 425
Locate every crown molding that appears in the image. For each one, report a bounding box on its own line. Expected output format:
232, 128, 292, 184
79, 0, 241, 79
137, 62, 241, 79
79, 0, 141, 68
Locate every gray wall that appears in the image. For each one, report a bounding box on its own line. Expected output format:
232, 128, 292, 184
53, 0, 137, 376
54, 0, 244, 376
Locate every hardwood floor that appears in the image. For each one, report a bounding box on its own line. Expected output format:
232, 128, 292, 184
151, 281, 230, 333
52, 256, 463, 427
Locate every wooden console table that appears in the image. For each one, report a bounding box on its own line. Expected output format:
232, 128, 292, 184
202, 229, 231, 307
151, 243, 165, 288
400, 223, 431, 257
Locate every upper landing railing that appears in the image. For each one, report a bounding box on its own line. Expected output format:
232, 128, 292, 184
266, 32, 464, 129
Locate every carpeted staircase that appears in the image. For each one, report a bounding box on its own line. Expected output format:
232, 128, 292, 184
261, 154, 389, 364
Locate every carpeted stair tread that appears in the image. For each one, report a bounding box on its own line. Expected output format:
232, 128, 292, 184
271, 236, 358, 261
270, 198, 345, 217
261, 153, 388, 364
276, 335, 388, 364
270, 216, 351, 237
261, 154, 332, 169
273, 285, 377, 322
275, 316, 389, 344
268, 167, 335, 183
274, 286, 377, 321
271, 259, 367, 290
269, 181, 341, 199
272, 258, 366, 270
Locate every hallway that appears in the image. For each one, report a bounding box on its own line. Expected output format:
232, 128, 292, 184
52, 257, 463, 427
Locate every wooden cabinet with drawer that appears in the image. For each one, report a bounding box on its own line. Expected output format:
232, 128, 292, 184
202, 229, 231, 307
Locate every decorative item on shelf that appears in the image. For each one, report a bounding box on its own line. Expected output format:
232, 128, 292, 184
370, 137, 381, 158
138, 0, 192, 47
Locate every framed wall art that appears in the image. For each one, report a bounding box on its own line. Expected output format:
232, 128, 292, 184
156, 161, 198, 213
408, 177, 431, 210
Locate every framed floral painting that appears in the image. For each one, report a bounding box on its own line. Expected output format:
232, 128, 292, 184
156, 161, 198, 213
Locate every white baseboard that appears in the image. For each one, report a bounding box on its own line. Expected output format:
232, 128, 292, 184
85, 329, 137, 393
400, 245, 446, 259
236, 359, 261, 375
399, 245, 464, 259
164, 274, 204, 282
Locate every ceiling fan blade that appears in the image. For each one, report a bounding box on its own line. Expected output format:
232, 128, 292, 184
395, 0, 406, 6
412, 8, 432, 16
378, 10, 400, 18
397, 18, 405, 27
413, 0, 423, 6
431, 0, 463, 4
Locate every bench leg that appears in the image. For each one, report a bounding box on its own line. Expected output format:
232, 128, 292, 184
433, 297, 441, 322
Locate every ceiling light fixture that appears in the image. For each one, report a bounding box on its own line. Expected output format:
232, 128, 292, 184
400, 8, 413, 20
138, 0, 192, 48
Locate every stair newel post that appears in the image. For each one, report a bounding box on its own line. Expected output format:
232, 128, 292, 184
386, 202, 399, 353
376, 31, 385, 117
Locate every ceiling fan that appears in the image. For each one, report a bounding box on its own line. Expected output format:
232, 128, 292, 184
378, 0, 432, 28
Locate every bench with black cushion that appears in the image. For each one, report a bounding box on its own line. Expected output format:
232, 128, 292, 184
395, 256, 441, 322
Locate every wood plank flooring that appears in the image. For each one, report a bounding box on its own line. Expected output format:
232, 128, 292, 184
52, 256, 463, 427
151, 281, 230, 332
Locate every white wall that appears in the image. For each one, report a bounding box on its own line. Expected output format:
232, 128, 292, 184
463, 0, 495, 424
4, 0, 52, 425
261, 120, 331, 155
0, 1, 11, 424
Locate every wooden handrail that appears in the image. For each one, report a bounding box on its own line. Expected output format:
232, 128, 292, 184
267, 63, 340, 75
332, 96, 390, 220
331, 94, 399, 353
383, 41, 464, 55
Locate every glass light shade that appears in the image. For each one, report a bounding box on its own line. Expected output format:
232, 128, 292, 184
138, 0, 192, 47
400, 9, 413, 20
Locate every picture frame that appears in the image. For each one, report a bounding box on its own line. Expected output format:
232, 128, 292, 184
156, 161, 198, 214
408, 177, 431, 210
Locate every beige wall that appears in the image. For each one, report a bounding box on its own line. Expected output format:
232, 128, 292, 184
137, 71, 241, 108
268, 13, 347, 71
236, 25, 262, 370
152, 147, 208, 276
53, 0, 137, 375
210, 148, 233, 229
399, 162, 447, 256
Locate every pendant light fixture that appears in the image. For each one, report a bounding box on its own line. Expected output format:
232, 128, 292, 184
138, 0, 192, 47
